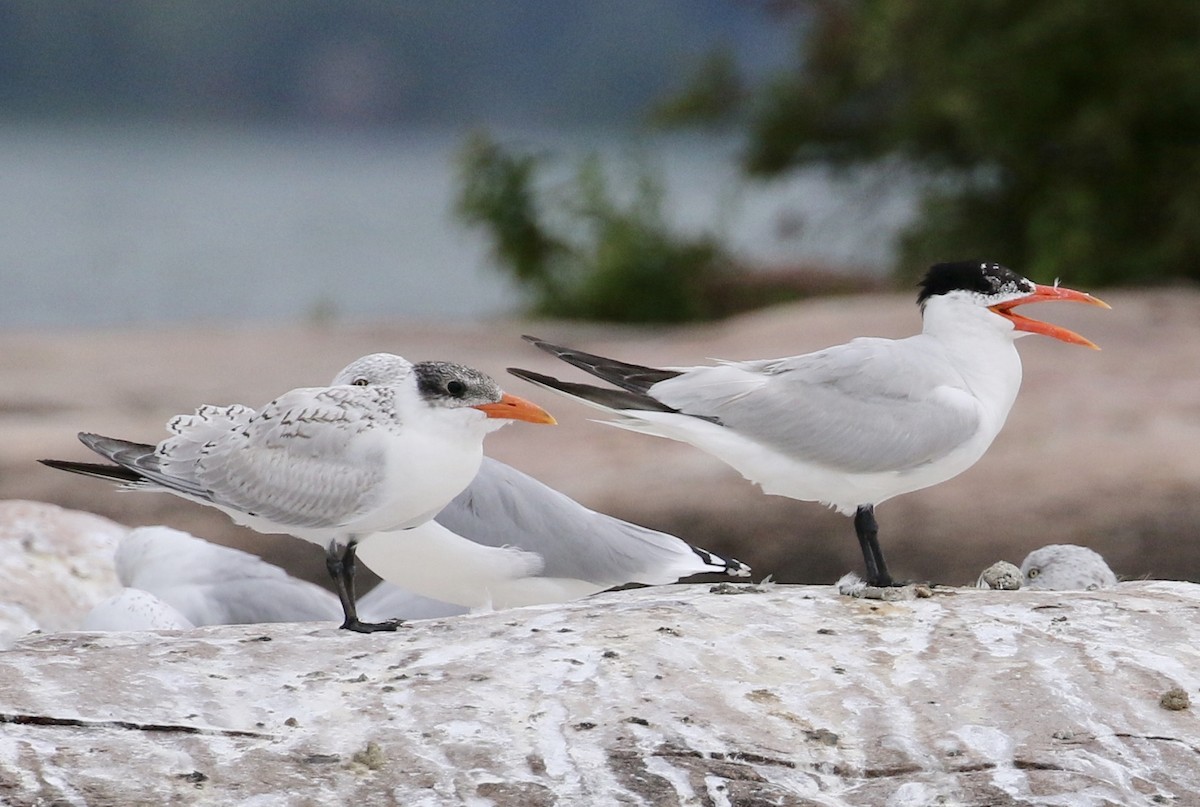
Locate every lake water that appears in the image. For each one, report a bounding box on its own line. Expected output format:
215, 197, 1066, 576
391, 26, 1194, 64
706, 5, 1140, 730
1, 123, 919, 329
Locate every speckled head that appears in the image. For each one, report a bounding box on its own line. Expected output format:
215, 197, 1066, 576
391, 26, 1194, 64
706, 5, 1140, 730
414, 361, 556, 424
413, 361, 504, 408
916, 260, 1108, 347
916, 261, 1034, 308
330, 353, 415, 387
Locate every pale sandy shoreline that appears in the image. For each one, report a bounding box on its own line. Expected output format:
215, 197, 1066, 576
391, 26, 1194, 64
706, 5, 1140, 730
3, 288, 1198, 588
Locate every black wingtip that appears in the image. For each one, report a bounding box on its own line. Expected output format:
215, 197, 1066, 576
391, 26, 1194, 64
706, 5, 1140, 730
508, 366, 685, 415
38, 457, 79, 472
691, 546, 753, 578
507, 367, 557, 385
38, 457, 143, 484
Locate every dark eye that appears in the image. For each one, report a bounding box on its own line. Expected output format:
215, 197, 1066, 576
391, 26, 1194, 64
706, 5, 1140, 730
446, 380, 466, 397
1027, 568, 1040, 579
352, 377, 369, 387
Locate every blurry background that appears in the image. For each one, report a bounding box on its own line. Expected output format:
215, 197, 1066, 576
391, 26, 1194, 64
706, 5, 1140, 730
3, 0, 908, 329
2, 0, 1198, 589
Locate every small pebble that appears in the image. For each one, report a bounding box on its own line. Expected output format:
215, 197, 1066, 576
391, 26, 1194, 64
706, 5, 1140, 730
1160, 687, 1190, 711
977, 561, 1023, 590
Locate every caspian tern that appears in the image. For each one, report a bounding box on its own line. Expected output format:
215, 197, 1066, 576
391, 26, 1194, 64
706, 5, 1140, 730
354, 455, 751, 611
1020, 544, 1117, 591
80, 525, 461, 631
100, 526, 343, 627
41, 353, 556, 632
508, 261, 1109, 588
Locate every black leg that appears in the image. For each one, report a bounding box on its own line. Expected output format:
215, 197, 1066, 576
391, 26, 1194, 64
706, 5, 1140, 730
854, 505, 894, 587
325, 539, 402, 633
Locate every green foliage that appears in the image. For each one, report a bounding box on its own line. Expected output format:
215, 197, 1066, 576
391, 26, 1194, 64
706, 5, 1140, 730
717, 1, 1200, 286
457, 133, 570, 309
455, 132, 729, 323
648, 48, 744, 129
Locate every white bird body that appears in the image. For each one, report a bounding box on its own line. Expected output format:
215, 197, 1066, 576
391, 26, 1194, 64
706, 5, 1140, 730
357, 456, 750, 611
547, 302, 1025, 515
511, 261, 1107, 586
357, 519, 550, 609
359, 521, 593, 609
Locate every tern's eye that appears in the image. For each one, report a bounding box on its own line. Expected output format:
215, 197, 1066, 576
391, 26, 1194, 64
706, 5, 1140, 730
446, 380, 466, 397
352, 377, 369, 387
1027, 568, 1040, 579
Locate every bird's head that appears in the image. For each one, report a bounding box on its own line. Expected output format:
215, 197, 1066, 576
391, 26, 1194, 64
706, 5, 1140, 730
332, 353, 555, 426
410, 361, 555, 427
917, 261, 1109, 348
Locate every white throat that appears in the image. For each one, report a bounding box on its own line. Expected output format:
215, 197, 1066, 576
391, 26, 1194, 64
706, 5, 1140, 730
919, 294, 1025, 423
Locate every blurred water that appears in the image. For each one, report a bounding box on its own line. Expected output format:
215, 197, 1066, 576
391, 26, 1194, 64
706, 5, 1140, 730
0, 124, 920, 329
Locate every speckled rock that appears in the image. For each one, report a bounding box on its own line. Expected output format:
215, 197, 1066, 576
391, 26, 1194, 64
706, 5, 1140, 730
1, 581, 1198, 806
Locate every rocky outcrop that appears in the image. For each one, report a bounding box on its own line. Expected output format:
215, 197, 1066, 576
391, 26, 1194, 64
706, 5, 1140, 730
0, 500, 122, 643
1, 581, 1197, 806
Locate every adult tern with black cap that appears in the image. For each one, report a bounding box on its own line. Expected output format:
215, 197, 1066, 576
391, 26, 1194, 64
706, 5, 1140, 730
42, 353, 556, 632
509, 261, 1108, 589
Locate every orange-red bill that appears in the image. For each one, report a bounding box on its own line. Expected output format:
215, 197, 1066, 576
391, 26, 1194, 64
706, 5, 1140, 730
988, 284, 1110, 349
473, 393, 557, 424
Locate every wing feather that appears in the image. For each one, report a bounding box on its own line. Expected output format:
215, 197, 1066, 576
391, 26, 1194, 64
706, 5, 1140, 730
181, 387, 388, 529
651, 337, 981, 473
436, 457, 748, 585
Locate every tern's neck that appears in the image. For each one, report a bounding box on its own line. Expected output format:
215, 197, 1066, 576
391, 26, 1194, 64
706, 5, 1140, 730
919, 297, 1023, 415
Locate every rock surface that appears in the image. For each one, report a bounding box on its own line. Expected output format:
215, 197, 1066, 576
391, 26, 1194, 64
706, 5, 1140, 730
1, 581, 1198, 806
0, 501, 123, 639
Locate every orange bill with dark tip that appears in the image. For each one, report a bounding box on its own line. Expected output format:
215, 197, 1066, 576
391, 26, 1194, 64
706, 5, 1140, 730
988, 284, 1110, 349
473, 393, 557, 424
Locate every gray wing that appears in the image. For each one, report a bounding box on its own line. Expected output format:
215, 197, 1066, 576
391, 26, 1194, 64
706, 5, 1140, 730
117, 526, 342, 625
185, 577, 342, 625
52, 434, 213, 502
434, 457, 748, 586
650, 336, 983, 473
166, 388, 387, 529
521, 336, 682, 394
58, 392, 386, 530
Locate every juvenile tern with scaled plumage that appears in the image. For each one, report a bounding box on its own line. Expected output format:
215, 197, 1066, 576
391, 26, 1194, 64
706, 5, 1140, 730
42, 353, 555, 632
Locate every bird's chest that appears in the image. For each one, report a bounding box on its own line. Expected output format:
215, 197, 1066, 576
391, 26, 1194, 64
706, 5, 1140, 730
959, 350, 1022, 433
921, 345, 1024, 477
368, 422, 486, 530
